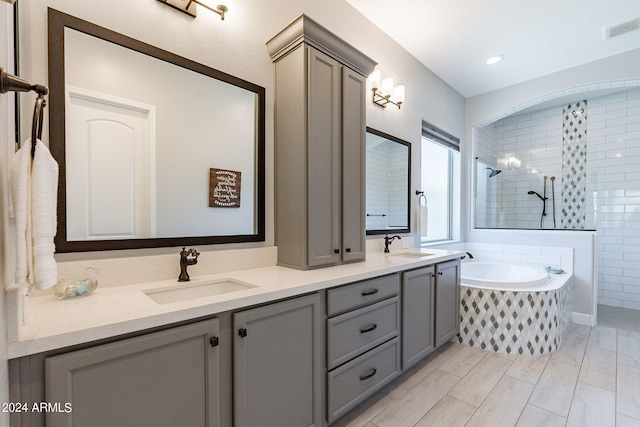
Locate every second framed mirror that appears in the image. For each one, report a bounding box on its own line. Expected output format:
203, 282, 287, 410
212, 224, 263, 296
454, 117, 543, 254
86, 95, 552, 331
365, 127, 411, 235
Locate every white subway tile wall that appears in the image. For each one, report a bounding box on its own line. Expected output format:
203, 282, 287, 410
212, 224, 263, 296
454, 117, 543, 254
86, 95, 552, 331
475, 86, 640, 309
586, 88, 640, 309
366, 139, 409, 230
480, 105, 563, 229
366, 141, 391, 230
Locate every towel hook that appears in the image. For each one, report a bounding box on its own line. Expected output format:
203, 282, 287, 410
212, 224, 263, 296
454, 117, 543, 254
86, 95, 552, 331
0, 67, 49, 158
416, 190, 427, 206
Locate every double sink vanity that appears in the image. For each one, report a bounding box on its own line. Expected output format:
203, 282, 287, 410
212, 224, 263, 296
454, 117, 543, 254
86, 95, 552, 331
8, 249, 464, 427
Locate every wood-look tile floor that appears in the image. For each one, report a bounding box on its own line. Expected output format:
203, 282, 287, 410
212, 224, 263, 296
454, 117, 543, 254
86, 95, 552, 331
332, 305, 640, 427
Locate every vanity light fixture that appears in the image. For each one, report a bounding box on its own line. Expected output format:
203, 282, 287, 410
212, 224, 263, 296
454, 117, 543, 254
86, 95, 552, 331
157, 0, 228, 20
368, 69, 405, 109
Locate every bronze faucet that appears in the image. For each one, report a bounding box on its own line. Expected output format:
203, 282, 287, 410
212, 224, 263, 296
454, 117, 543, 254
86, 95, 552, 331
384, 234, 402, 253
178, 247, 200, 282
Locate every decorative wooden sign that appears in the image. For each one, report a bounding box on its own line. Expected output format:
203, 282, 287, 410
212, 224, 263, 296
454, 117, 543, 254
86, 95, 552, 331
209, 168, 241, 208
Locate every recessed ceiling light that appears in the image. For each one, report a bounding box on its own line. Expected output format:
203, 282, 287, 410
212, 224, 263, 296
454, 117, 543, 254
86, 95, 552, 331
486, 55, 504, 65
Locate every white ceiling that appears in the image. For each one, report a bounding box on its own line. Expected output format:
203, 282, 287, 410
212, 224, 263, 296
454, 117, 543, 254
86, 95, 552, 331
345, 0, 640, 98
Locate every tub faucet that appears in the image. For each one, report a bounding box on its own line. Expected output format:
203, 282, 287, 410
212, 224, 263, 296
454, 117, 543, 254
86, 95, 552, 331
466, 252, 474, 259
178, 247, 200, 282
384, 234, 402, 253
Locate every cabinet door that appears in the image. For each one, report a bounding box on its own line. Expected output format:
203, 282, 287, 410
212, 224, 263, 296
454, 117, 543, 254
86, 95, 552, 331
435, 259, 461, 347
307, 47, 341, 268
402, 266, 435, 369
234, 293, 323, 427
341, 65, 366, 263
45, 318, 220, 427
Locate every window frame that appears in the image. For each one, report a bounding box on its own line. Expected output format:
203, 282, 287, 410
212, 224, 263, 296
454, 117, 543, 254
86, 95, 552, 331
420, 120, 460, 244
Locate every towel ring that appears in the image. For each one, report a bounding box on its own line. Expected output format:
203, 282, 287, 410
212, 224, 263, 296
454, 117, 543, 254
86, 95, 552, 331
31, 94, 47, 158
416, 190, 427, 206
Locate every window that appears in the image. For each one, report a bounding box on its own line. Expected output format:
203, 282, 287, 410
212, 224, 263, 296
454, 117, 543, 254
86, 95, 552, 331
420, 121, 459, 243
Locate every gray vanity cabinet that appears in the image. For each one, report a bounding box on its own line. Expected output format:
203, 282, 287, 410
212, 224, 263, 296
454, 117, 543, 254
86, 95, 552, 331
401, 259, 462, 370
233, 292, 323, 427
326, 275, 401, 423
435, 259, 461, 347
267, 15, 376, 270
44, 318, 221, 427
401, 266, 436, 370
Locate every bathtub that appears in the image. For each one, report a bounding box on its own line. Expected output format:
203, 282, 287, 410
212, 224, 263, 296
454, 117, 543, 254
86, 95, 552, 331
461, 262, 549, 289
459, 262, 572, 356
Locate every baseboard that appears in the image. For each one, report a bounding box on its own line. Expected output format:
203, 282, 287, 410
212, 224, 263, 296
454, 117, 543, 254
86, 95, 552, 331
572, 311, 595, 327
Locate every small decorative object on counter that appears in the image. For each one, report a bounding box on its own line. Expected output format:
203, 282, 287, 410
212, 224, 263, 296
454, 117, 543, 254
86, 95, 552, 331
54, 267, 99, 299
545, 266, 565, 275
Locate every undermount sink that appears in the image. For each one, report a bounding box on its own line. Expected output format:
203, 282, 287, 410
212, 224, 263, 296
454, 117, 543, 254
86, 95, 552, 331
143, 278, 257, 305
392, 251, 435, 258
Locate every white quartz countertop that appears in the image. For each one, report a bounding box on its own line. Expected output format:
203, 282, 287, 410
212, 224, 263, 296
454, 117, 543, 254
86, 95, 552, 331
8, 249, 465, 359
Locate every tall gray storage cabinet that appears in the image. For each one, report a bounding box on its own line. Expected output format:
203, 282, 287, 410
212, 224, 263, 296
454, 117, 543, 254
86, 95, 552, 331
267, 15, 377, 270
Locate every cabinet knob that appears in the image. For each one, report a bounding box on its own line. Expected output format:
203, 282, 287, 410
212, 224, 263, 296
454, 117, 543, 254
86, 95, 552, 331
238, 328, 248, 338
345, 248, 351, 253
334, 249, 340, 254
209, 336, 219, 347
359, 368, 377, 381
438, 272, 443, 276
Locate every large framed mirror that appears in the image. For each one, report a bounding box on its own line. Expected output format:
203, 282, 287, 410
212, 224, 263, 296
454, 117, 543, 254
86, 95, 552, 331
48, 9, 265, 252
365, 127, 411, 235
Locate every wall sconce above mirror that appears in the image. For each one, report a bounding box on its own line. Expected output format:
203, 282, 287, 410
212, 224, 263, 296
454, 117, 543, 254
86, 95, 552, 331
157, 0, 228, 20
365, 127, 411, 235
368, 69, 405, 109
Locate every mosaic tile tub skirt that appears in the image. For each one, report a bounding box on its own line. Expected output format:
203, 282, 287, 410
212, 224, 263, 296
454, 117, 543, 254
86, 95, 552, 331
459, 278, 572, 355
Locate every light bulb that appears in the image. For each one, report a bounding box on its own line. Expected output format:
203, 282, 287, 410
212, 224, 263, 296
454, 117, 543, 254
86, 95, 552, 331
368, 69, 381, 91
381, 77, 394, 98
392, 85, 405, 105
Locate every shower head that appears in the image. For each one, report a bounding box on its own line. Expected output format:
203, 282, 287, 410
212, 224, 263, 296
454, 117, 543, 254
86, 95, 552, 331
527, 190, 545, 201
486, 167, 502, 177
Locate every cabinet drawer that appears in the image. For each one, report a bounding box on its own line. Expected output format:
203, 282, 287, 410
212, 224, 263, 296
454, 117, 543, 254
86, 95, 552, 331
327, 338, 400, 423
327, 297, 399, 369
327, 274, 399, 316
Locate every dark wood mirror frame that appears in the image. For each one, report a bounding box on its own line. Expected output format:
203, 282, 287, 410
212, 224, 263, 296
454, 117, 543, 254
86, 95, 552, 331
48, 8, 265, 252
365, 127, 411, 236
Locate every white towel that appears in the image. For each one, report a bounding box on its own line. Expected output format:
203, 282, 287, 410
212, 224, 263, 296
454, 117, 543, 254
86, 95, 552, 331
9, 139, 59, 289
418, 205, 428, 236
9, 140, 31, 285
